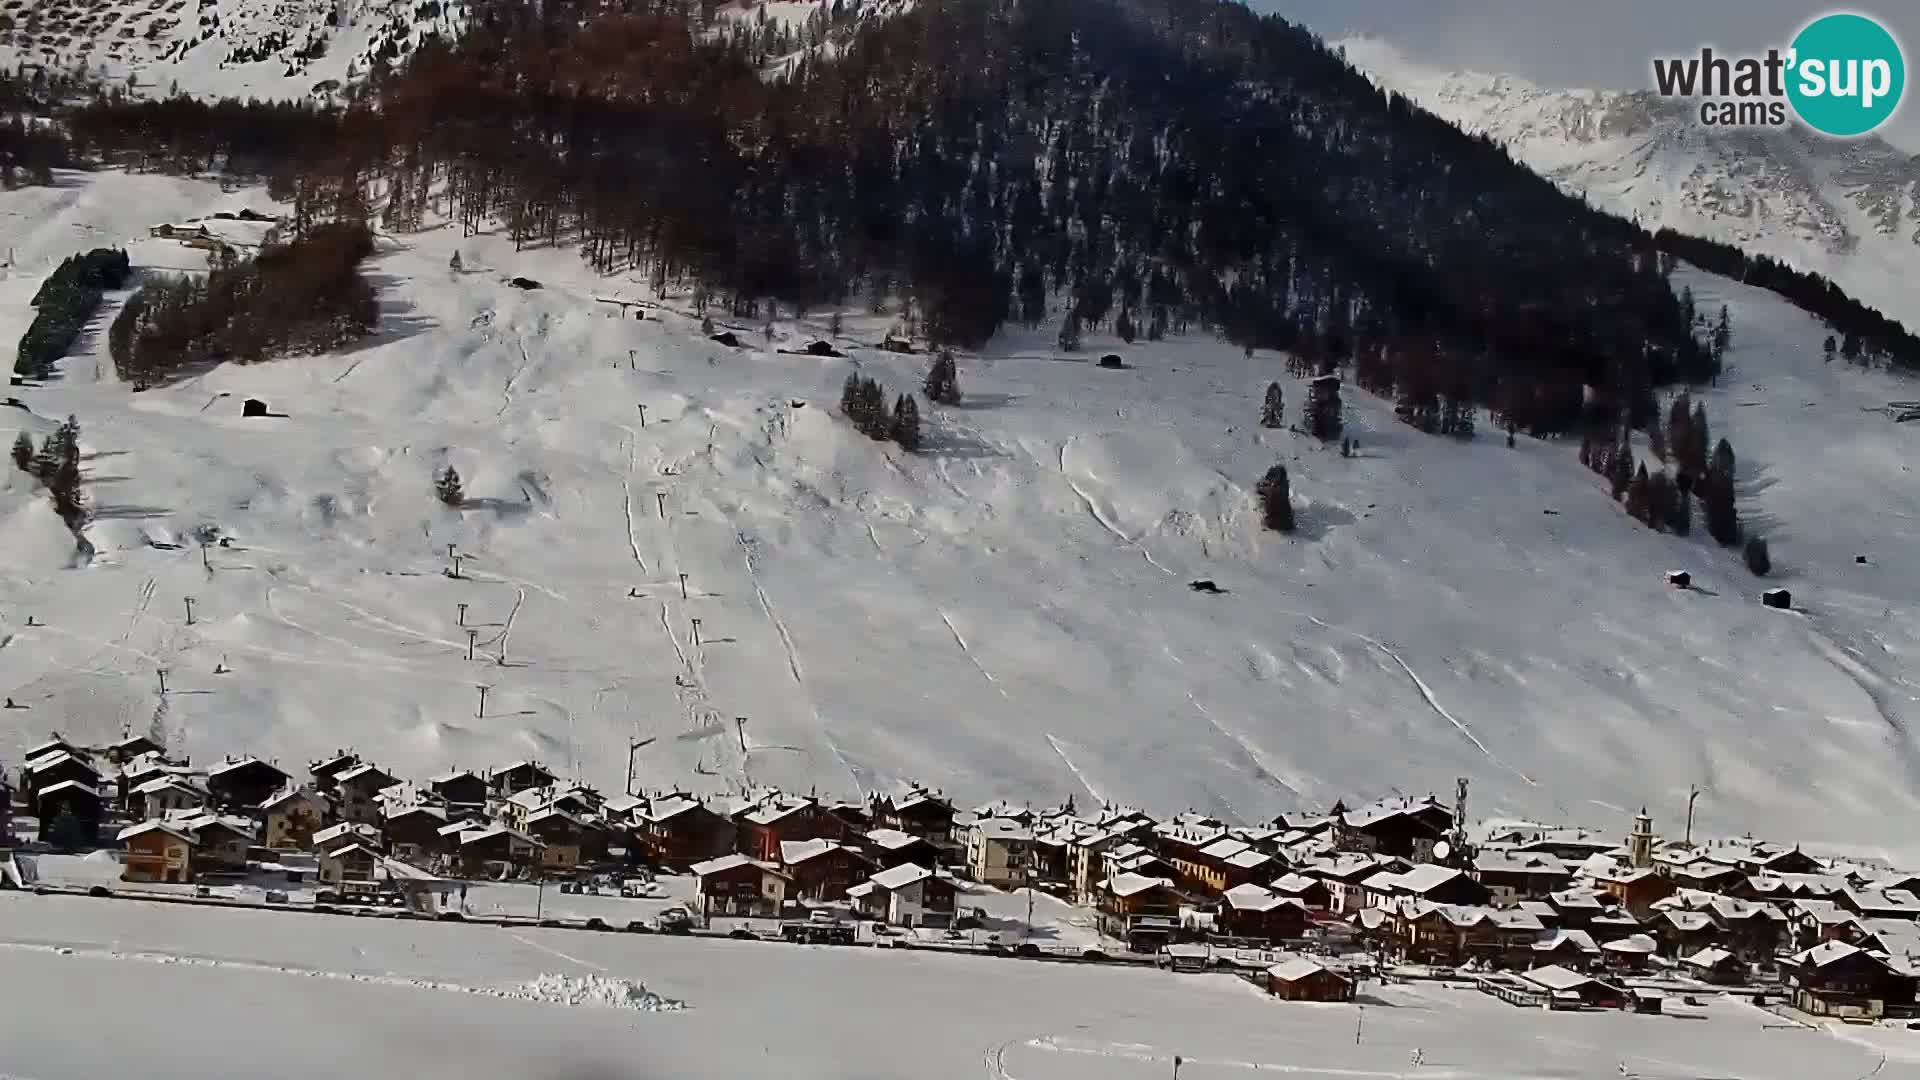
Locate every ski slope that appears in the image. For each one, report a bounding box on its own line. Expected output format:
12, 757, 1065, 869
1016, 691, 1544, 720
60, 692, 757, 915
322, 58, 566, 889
2, 171, 1920, 857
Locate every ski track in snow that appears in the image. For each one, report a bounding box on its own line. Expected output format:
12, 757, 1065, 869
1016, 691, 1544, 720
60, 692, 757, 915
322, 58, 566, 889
751, 581, 804, 686
508, 932, 607, 972
620, 432, 649, 576
1288, 609, 1539, 790
1058, 442, 1173, 576
1186, 693, 1302, 799
939, 609, 1008, 699
1044, 733, 1101, 805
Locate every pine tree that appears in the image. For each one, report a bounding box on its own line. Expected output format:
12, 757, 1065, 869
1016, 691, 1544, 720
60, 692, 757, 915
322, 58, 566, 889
1260, 382, 1284, 428
1668, 476, 1692, 535
44, 415, 83, 532
1704, 438, 1740, 545
1255, 464, 1294, 533
448, 250, 463, 272
1744, 536, 1771, 576
1610, 441, 1633, 500
923, 351, 960, 406
1713, 305, 1732, 355
1340, 437, 1352, 458
1646, 470, 1674, 532
436, 465, 464, 507
1648, 416, 1667, 462
1305, 376, 1342, 441
1686, 401, 1709, 479
1116, 309, 1136, 344
888, 395, 922, 451
1578, 434, 1592, 469
1823, 334, 1837, 363
1626, 463, 1651, 522
10, 431, 31, 472
829, 312, 843, 338
1056, 313, 1082, 353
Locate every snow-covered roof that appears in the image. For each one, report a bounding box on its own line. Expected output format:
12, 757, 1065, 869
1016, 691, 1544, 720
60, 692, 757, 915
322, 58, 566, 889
336, 762, 396, 787
1266, 957, 1344, 983
312, 822, 381, 847
971, 818, 1033, 840
1660, 910, 1713, 932
869, 863, 941, 891
256, 783, 324, 811
1683, 947, 1736, 968
1223, 883, 1283, 912
324, 842, 380, 861
1268, 873, 1323, 896
1792, 940, 1865, 968
118, 820, 197, 845
1602, 933, 1657, 955
1522, 964, 1609, 993
208, 756, 284, 778
1225, 849, 1274, 870
745, 798, 814, 826
601, 794, 644, 816
781, 838, 853, 866
438, 818, 486, 838
28, 751, 95, 775
458, 823, 543, 848
176, 812, 257, 840
645, 794, 704, 823
385, 802, 447, 822
1473, 850, 1568, 875
132, 775, 205, 797
845, 881, 876, 899
1106, 872, 1175, 898
1198, 836, 1252, 861
35, 779, 100, 800
863, 827, 924, 851
1533, 929, 1600, 954
692, 853, 758, 877
1376, 863, 1466, 896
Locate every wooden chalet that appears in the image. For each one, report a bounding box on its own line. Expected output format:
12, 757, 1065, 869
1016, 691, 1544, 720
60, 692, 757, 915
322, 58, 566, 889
780, 839, 873, 901
332, 763, 398, 825
429, 769, 490, 812
308, 751, 362, 792
524, 808, 586, 874
1652, 908, 1723, 958
1096, 872, 1183, 951
638, 795, 735, 870
852, 862, 958, 928
738, 796, 847, 863
489, 761, 558, 798
205, 757, 289, 810
1589, 863, 1676, 917
182, 813, 255, 872
135, 776, 208, 820
871, 786, 956, 842
454, 824, 543, 877
1265, 958, 1355, 1002
1470, 850, 1572, 903
1219, 883, 1311, 944
382, 804, 451, 864
118, 820, 198, 883
23, 752, 99, 812
106, 734, 165, 764
259, 786, 329, 850
319, 843, 381, 894
1364, 863, 1492, 908
692, 854, 791, 918
35, 780, 103, 848
312, 822, 384, 856
1680, 946, 1747, 985
1530, 929, 1603, 970
1788, 941, 1918, 1020
1519, 965, 1627, 1009
1330, 796, 1452, 859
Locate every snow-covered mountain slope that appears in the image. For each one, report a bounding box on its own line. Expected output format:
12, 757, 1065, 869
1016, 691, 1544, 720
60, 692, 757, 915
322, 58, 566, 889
1339, 37, 1920, 326
0, 0, 466, 100
5, 171, 1920, 857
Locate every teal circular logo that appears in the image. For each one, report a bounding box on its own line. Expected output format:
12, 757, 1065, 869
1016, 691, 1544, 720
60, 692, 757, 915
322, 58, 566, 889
1787, 13, 1905, 137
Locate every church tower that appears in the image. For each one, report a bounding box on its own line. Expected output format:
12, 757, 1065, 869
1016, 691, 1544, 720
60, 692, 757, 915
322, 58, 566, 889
1629, 808, 1655, 869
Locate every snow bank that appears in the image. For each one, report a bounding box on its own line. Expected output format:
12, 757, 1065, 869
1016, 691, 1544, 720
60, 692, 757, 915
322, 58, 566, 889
509, 973, 686, 1012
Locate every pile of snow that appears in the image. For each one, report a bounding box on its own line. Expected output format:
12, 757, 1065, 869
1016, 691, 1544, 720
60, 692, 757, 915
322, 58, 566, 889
509, 973, 686, 1012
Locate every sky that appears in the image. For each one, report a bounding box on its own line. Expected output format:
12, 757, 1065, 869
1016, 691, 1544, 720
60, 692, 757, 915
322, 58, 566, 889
1254, 1, 1920, 151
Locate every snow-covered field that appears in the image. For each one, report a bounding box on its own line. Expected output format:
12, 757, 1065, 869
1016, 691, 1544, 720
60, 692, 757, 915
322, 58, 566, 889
0, 892, 1910, 1080
2, 171, 1920, 859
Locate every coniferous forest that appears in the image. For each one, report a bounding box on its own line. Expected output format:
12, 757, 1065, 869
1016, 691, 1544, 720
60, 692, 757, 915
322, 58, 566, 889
45, 0, 1910, 432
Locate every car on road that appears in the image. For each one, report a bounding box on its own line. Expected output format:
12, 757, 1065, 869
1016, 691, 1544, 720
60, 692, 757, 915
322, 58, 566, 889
654, 905, 694, 933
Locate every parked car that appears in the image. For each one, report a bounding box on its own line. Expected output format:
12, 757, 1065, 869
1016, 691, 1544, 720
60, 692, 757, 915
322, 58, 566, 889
654, 906, 694, 933
264, 890, 288, 905
807, 909, 840, 926
621, 881, 665, 899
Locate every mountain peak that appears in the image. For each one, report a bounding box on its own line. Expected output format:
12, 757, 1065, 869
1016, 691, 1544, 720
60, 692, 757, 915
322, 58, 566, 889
1341, 35, 1920, 322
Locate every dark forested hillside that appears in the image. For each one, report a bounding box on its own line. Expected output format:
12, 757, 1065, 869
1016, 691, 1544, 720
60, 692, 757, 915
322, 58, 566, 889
59, 0, 1917, 433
